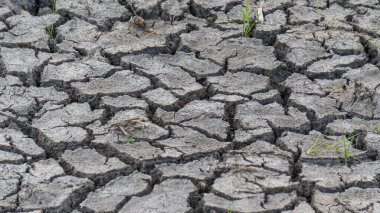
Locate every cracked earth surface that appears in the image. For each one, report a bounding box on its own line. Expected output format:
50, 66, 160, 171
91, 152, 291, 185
0, 0, 380, 212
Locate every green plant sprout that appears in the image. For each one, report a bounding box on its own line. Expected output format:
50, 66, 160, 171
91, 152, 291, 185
335, 133, 361, 167
307, 135, 336, 156
117, 131, 139, 144
324, 20, 332, 29
228, 206, 233, 213
241, 0, 255, 37
42, 18, 55, 39
307, 135, 322, 156
46, 25, 55, 39
51, 0, 57, 13
108, 118, 143, 144
307, 133, 361, 167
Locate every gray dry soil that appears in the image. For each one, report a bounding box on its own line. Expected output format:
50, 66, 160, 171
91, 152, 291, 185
0, 0, 380, 212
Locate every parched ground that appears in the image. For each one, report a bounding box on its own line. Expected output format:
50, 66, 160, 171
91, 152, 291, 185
0, 0, 379, 212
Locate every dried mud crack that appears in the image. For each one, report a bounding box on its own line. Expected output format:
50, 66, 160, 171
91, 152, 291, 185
0, 0, 380, 212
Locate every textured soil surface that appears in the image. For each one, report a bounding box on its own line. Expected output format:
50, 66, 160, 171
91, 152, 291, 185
0, 0, 380, 212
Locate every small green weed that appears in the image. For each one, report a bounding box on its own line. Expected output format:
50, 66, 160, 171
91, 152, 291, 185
46, 25, 55, 39
108, 118, 143, 144
51, 0, 57, 13
227, 207, 233, 213
324, 20, 332, 29
241, 0, 255, 37
335, 133, 361, 167
117, 130, 139, 144
42, 18, 56, 39
307, 135, 322, 156
306, 135, 336, 156
306, 133, 361, 167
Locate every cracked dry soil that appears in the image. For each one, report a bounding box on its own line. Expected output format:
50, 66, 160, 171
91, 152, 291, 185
0, 0, 380, 212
